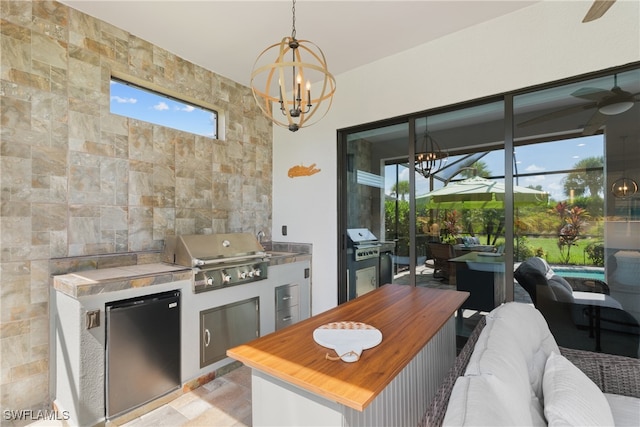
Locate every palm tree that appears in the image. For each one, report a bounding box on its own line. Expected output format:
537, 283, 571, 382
461, 161, 491, 178
390, 180, 410, 200
562, 156, 604, 198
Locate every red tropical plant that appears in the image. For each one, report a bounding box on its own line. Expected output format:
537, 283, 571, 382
552, 202, 590, 264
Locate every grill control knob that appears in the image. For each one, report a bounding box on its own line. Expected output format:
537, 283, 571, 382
248, 270, 256, 278
239, 271, 248, 279
221, 271, 231, 283
254, 268, 262, 277
206, 276, 214, 286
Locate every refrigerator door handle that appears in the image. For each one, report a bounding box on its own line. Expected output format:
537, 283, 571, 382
204, 328, 211, 347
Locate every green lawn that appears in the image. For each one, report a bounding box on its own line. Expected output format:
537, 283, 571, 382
521, 236, 601, 266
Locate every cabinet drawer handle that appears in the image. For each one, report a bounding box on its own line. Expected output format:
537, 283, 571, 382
282, 316, 293, 322
282, 295, 292, 301
204, 329, 211, 347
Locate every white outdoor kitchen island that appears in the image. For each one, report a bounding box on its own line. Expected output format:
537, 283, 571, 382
51, 247, 311, 427
227, 284, 468, 427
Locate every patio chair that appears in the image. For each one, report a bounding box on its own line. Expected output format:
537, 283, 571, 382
514, 257, 639, 357
427, 242, 455, 281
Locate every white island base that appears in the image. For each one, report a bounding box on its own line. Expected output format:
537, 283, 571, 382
250, 317, 455, 427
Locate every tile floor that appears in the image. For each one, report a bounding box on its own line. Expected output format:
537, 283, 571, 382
26, 366, 252, 427
117, 366, 252, 427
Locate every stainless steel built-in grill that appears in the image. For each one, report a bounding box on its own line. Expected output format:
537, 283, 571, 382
346, 228, 383, 300
347, 228, 382, 261
162, 233, 269, 293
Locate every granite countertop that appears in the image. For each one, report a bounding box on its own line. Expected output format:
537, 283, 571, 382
265, 251, 312, 266
53, 251, 311, 299
52, 263, 192, 299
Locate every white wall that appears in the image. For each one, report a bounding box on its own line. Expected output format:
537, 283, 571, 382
272, 1, 640, 315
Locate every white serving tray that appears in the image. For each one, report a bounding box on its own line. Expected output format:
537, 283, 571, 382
313, 321, 382, 362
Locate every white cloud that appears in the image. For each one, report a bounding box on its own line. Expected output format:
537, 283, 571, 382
523, 175, 546, 184
180, 105, 195, 112
153, 102, 169, 111
111, 95, 137, 104
525, 164, 545, 172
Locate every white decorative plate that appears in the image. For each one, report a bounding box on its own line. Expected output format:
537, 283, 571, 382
313, 321, 382, 362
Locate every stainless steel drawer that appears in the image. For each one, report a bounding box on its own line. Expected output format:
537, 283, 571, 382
275, 306, 299, 330
275, 284, 299, 310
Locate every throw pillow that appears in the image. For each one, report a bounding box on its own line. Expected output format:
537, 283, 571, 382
543, 352, 614, 426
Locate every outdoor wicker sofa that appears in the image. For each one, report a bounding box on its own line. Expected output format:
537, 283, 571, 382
419, 303, 640, 427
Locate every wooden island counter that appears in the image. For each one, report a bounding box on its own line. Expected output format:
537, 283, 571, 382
227, 284, 468, 426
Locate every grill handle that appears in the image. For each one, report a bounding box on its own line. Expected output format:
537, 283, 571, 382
204, 328, 211, 347
194, 252, 268, 267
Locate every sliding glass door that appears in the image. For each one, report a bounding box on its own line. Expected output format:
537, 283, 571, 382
513, 67, 640, 357
338, 64, 640, 357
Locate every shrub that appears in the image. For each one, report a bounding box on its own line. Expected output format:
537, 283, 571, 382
515, 235, 535, 261
585, 242, 605, 267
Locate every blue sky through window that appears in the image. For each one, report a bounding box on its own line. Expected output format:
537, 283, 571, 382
110, 79, 217, 138
387, 134, 604, 202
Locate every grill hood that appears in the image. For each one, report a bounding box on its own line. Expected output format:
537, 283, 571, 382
162, 233, 266, 268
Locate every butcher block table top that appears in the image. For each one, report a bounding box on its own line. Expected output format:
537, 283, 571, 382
227, 284, 468, 411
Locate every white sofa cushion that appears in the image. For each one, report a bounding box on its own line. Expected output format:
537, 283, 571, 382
443, 374, 535, 426
466, 303, 559, 400
605, 393, 640, 426
543, 351, 615, 426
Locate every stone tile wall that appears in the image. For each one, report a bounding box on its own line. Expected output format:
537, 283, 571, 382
0, 0, 272, 414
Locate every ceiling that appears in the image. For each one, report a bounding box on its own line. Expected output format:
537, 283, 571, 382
59, 0, 540, 87
58, 1, 639, 156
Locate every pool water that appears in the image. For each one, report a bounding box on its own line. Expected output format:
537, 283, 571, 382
553, 268, 605, 282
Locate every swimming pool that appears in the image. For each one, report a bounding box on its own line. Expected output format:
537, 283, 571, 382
553, 267, 605, 282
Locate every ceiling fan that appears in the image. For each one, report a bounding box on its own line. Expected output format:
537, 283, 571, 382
518, 74, 640, 135
582, 0, 616, 23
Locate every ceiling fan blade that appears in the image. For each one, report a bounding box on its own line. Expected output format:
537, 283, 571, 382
571, 87, 611, 101
582, 0, 616, 23
518, 103, 596, 128
582, 110, 608, 135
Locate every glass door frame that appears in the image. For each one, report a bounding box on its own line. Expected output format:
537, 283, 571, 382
337, 61, 640, 306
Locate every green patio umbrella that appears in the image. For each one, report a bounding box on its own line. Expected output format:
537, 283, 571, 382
416, 176, 548, 210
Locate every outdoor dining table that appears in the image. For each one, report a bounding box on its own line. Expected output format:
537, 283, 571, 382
453, 244, 495, 256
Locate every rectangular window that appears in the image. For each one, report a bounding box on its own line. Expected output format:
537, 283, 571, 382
110, 78, 217, 139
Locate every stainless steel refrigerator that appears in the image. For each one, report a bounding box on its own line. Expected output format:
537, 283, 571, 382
105, 290, 181, 419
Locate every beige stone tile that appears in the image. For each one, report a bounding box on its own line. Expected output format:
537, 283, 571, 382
0, 38, 30, 82
172, 398, 212, 421
166, 390, 199, 411
198, 381, 251, 417
220, 366, 251, 390
182, 406, 248, 427
0, 370, 48, 409
32, 32, 67, 69
129, 405, 188, 427
32, 0, 69, 28
0, 319, 29, 339
1, 96, 30, 131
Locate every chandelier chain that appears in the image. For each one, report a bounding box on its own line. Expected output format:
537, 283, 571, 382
291, 0, 297, 39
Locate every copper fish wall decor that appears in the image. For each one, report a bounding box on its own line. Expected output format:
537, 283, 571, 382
288, 163, 321, 178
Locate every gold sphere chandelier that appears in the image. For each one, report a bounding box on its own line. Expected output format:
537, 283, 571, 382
250, 0, 336, 132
